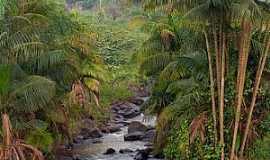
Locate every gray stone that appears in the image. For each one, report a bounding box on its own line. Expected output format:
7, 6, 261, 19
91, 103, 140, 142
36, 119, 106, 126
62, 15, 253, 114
128, 121, 148, 134
119, 148, 134, 154
104, 148, 116, 155
124, 132, 144, 141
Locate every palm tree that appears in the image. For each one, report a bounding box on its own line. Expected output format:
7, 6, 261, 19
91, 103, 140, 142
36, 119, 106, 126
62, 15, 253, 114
0, 0, 104, 155
143, 1, 261, 159
239, 7, 270, 157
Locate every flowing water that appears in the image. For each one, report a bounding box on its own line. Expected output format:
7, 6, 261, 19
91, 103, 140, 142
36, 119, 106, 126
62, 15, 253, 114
72, 114, 159, 160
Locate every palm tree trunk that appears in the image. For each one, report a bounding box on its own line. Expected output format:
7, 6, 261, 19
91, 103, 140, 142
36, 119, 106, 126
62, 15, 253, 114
239, 34, 270, 157
220, 31, 226, 160
214, 29, 221, 102
214, 26, 224, 160
230, 19, 252, 160
204, 31, 218, 146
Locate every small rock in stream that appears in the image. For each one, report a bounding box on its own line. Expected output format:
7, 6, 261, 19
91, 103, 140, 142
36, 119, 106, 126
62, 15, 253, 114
142, 129, 156, 142
73, 135, 84, 144
134, 149, 149, 160
124, 131, 144, 141
119, 148, 134, 154
104, 148, 116, 155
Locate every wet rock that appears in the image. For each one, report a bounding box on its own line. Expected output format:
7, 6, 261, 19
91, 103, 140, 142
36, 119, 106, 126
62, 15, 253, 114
92, 139, 102, 144
78, 118, 103, 139
144, 142, 153, 147
81, 127, 102, 139
100, 123, 121, 133
113, 114, 125, 121
73, 135, 84, 144
117, 121, 130, 126
123, 109, 140, 118
107, 124, 121, 133
128, 121, 148, 134
119, 148, 134, 154
104, 148, 116, 155
142, 129, 156, 142
111, 101, 141, 119
124, 131, 144, 141
100, 126, 110, 133
134, 149, 149, 160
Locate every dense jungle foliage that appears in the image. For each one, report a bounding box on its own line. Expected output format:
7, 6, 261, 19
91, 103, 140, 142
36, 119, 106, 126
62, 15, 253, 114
0, 0, 270, 160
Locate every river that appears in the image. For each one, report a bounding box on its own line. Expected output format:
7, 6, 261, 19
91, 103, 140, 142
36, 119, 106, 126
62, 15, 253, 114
72, 114, 160, 160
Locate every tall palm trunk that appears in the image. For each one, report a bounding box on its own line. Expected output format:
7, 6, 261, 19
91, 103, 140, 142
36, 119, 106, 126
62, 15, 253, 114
220, 31, 226, 160
239, 32, 270, 157
214, 26, 225, 160
230, 19, 252, 160
204, 31, 218, 146
214, 29, 221, 102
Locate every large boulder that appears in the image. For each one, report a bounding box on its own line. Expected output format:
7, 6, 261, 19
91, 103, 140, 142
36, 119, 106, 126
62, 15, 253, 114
128, 121, 148, 134
124, 132, 144, 141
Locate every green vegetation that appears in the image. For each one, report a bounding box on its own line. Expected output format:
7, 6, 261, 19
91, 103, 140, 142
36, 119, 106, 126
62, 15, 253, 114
136, 0, 270, 159
1, 0, 270, 159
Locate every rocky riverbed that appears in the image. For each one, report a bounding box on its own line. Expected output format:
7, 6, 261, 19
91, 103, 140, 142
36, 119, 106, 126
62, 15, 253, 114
57, 89, 163, 160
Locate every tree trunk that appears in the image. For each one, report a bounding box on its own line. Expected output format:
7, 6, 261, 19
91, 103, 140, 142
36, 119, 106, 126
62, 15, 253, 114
214, 25, 224, 160
214, 29, 221, 103
230, 19, 252, 160
204, 31, 218, 146
220, 31, 226, 160
239, 34, 270, 157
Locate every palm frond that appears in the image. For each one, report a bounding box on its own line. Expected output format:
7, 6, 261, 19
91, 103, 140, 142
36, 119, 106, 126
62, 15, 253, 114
140, 54, 173, 76
25, 50, 67, 73
9, 76, 56, 113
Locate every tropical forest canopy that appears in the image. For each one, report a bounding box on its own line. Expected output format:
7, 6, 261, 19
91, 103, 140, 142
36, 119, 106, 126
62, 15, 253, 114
0, 0, 270, 160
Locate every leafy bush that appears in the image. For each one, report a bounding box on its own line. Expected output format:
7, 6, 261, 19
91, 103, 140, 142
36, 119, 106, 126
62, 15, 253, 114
248, 134, 270, 160
26, 126, 54, 152
163, 120, 189, 160
100, 82, 134, 107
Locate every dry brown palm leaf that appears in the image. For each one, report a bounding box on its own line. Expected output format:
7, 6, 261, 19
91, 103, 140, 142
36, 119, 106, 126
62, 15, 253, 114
85, 78, 100, 107
0, 114, 44, 160
160, 29, 175, 50
71, 80, 86, 106
189, 112, 208, 144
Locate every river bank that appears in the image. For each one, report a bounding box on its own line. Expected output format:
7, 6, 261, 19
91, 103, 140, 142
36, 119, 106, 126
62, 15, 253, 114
57, 86, 163, 160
